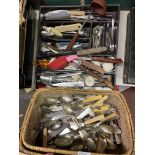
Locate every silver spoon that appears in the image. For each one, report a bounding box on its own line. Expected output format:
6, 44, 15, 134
60, 94, 73, 103
100, 124, 114, 134
48, 120, 62, 131
63, 103, 74, 114
85, 138, 96, 151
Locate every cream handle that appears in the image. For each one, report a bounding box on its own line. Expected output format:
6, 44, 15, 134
68, 10, 85, 16
84, 95, 108, 109
84, 114, 105, 125
84, 112, 119, 125
93, 104, 110, 114
83, 95, 102, 104
55, 23, 82, 32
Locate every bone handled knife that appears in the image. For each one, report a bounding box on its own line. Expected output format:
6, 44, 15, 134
92, 57, 123, 64
80, 65, 104, 82
81, 60, 104, 74
84, 112, 119, 125
77, 47, 107, 56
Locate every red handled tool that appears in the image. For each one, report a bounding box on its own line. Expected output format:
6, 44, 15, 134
66, 17, 89, 51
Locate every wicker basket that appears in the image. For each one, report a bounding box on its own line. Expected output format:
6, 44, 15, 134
20, 87, 134, 155
19, 0, 26, 26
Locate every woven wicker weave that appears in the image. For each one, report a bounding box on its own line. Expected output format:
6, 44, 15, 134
19, 0, 26, 25
20, 87, 134, 155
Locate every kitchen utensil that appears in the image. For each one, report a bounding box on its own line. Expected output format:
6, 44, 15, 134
43, 10, 70, 20
84, 138, 96, 151
68, 10, 85, 16
52, 81, 84, 88
48, 120, 62, 131
63, 103, 74, 114
55, 23, 82, 32
92, 57, 123, 64
66, 17, 89, 51
60, 94, 73, 103
77, 107, 95, 119
81, 60, 104, 74
71, 144, 84, 151
71, 100, 83, 111
54, 136, 73, 147
77, 47, 107, 56
96, 138, 107, 153
84, 112, 119, 125
79, 129, 89, 140
106, 137, 117, 150
84, 114, 105, 125
111, 123, 122, 144
93, 104, 110, 114
84, 95, 108, 109
48, 122, 70, 142
83, 95, 102, 104
80, 65, 104, 83
100, 124, 114, 134
45, 97, 60, 105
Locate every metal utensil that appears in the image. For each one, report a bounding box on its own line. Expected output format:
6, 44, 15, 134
54, 136, 73, 147
63, 103, 74, 114
79, 129, 89, 140
60, 94, 73, 103
71, 144, 84, 151
96, 138, 107, 153
71, 100, 83, 111
106, 137, 117, 150
111, 123, 122, 144
48, 120, 62, 131
46, 97, 60, 105
84, 138, 96, 151
100, 124, 114, 134
48, 122, 70, 142
77, 107, 95, 119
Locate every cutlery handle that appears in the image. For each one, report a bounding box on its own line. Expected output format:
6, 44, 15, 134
84, 96, 108, 109
68, 10, 85, 16
81, 60, 104, 74
84, 115, 105, 125
83, 95, 102, 104
66, 33, 79, 51
43, 128, 47, 147
92, 96, 108, 108
84, 112, 119, 125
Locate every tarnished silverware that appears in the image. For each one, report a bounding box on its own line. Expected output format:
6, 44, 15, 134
79, 129, 89, 140
63, 103, 74, 114
45, 97, 60, 105
77, 107, 95, 119
100, 124, 114, 134
60, 94, 73, 103
48, 120, 62, 131
106, 137, 117, 150
54, 136, 73, 147
71, 144, 84, 151
48, 122, 70, 142
84, 138, 96, 151
96, 138, 107, 153
111, 123, 122, 144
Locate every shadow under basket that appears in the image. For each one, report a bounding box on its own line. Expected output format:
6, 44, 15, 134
20, 87, 134, 155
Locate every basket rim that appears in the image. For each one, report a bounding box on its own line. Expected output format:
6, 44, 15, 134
20, 87, 135, 155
